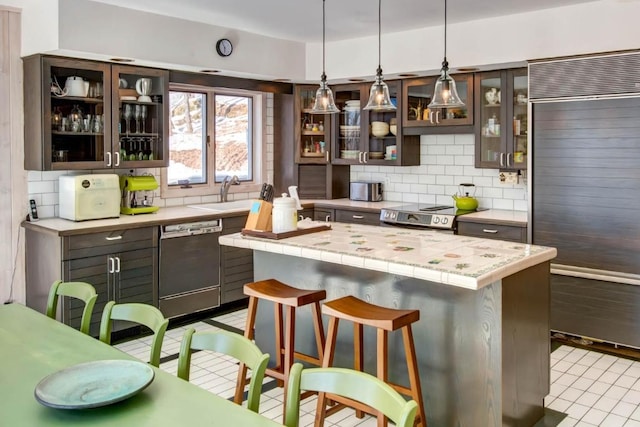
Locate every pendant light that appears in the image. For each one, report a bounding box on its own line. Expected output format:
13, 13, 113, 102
310, 0, 340, 114
363, 0, 396, 111
428, 0, 464, 109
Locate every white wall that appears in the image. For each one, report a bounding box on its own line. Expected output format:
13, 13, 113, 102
307, 1, 640, 81
351, 134, 527, 211
0, 0, 58, 57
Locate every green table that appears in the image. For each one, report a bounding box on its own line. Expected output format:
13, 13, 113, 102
0, 303, 282, 426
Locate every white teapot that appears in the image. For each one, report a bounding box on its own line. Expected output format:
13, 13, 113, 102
485, 87, 500, 105
65, 76, 89, 97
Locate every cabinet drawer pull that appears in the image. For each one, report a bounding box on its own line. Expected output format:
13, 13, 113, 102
105, 235, 123, 241
115, 256, 121, 273
482, 229, 499, 234
325, 215, 331, 222
352, 215, 364, 219
108, 257, 115, 273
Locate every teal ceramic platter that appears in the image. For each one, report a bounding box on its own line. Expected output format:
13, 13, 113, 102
34, 359, 155, 409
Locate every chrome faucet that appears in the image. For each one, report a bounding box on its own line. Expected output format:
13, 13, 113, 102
220, 175, 240, 202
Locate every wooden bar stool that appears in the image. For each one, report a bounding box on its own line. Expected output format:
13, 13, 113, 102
234, 279, 326, 406
318, 295, 426, 427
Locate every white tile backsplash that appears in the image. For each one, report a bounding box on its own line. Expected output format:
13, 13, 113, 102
351, 134, 528, 212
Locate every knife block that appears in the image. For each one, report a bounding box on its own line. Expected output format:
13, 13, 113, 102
244, 200, 272, 231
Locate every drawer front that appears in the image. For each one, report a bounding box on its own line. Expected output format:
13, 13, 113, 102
314, 208, 333, 222
64, 227, 158, 260
457, 222, 526, 243
334, 209, 380, 225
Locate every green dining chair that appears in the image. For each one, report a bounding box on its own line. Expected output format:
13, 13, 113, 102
99, 301, 169, 367
178, 328, 269, 413
284, 363, 418, 427
46, 280, 98, 335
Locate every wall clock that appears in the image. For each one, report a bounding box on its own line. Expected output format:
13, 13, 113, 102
216, 38, 233, 57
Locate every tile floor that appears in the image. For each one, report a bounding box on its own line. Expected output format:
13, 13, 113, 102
115, 307, 640, 427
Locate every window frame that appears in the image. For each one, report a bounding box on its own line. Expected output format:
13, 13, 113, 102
161, 83, 266, 199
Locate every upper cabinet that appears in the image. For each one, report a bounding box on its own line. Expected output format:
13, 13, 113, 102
329, 81, 419, 166
111, 64, 169, 169
294, 85, 331, 164
474, 68, 528, 170
23, 55, 169, 171
402, 74, 474, 128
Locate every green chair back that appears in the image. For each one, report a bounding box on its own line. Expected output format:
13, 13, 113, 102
284, 363, 418, 427
99, 301, 169, 367
178, 328, 269, 413
46, 280, 98, 335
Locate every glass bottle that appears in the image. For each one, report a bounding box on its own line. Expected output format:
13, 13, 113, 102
70, 104, 83, 133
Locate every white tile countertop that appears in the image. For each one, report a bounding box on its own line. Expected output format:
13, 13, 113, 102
219, 222, 555, 290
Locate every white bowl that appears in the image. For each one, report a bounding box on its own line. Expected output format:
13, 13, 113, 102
390, 125, 397, 136
371, 121, 389, 137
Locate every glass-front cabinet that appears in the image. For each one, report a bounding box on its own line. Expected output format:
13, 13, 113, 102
23, 55, 169, 171
331, 81, 419, 166
24, 56, 111, 170
295, 85, 331, 163
111, 65, 169, 168
474, 68, 527, 170
402, 74, 473, 127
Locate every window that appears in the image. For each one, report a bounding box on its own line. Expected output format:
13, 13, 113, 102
162, 85, 265, 198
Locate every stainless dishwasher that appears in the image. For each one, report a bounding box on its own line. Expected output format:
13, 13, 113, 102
159, 219, 222, 318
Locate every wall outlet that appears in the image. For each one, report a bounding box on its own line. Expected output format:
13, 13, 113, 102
384, 177, 391, 186
499, 172, 519, 184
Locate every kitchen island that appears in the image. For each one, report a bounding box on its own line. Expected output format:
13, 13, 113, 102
220, 222, 557, 427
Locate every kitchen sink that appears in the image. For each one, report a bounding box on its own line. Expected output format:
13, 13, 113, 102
187, 200, 255, 212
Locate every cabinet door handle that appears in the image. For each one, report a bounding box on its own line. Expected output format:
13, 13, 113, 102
358, 151, 363, 163
429, 111, 434, 124
435, 110, 440, 124
325, 215, 331, 222
106, 151, 112, 167
115, 256, 121, 273
114, 151, 120, 167
105, 235, 123, 241
352, 215, 364, 219
499, 152, 505, 167
108, 257, 115, 273
483, 229, 499, 234
506, 152, 512, 168
363, 152, 368, 163
326, 151, 329, 162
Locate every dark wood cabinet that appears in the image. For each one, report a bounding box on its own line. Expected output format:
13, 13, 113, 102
295, 85, 331, 164
23, 55, 169, 171
474, 68, 528, 170
313, 208, 334, 222
402, 73, 474, 129
457, 221, 526, 243
220, 215, 253, 304
330, 81, 420, 166
334, 208, 381, 226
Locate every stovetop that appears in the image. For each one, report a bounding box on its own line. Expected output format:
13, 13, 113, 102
380, 204, 486, 229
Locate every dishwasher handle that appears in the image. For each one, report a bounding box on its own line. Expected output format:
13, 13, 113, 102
161, 219, 223, 239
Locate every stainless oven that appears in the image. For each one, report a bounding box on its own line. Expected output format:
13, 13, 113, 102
380, 204, 484, 233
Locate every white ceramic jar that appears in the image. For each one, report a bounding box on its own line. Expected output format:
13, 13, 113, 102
272, 194, 298, 233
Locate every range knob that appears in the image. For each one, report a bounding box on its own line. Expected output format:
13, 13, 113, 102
433, 216, 440, 224
442, 217, 449, 224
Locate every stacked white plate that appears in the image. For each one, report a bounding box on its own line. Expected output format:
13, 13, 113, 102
344, 100, 360, 111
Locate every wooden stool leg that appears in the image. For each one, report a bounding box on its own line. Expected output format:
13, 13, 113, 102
234, 296, 258, 404
315, 316, 340, 427
282, 305, 295, 424
376, 328, 389, 427
273, 303, 284, 387
354, 322, 364, 419
403, 326, 426, 427
311, 301, 325, 364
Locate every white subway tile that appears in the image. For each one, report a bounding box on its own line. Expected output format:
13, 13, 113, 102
28, 194, 42, 205
38, 205, 55, 219
454, 134, 475, 145
394, 183, 411, 193
402, 193, 419, 203
514, 200, 529, 211
41, 193, 58, 206
436, 155, 454, 165
427, 145, 446, 155
28, 181, 55, 194
427, 184, 445, 194
27, 171, 42, 181
493, 198, 514, 210
410, 184, 428, 193
473, 177, 494, 187
418, 194, 437, 204
445, 166, 464, 176
428, 165, 445, 175
383, 191, 402, 201
436, 135, 455, 145
164, 197, 185, 207
463, 166, 484, 177
435, 175, 454, 186
483, 187, 504, 198
402, 174, 420, 184
503, 188, 526, 199
418, 174, 436, 185
454, 155, 474, 166
445, 145, 464, 155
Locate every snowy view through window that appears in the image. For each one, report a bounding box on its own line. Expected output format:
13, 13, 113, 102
168, 91, 252, 185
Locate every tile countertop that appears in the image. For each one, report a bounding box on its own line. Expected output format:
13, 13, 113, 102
456, 209, 528, 226
219, 222, 555, 290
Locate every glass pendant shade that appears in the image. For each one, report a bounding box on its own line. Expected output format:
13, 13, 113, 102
310, 0, 339, 114
429, 0, 464, 109
363, 69, 396, 111
311, 75, 340, 114
429, 61, 464, 108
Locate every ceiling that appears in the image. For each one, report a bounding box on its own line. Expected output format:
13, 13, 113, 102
87, 0, 600, 43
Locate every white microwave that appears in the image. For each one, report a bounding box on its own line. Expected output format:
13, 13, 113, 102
59, 174, 121, 221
